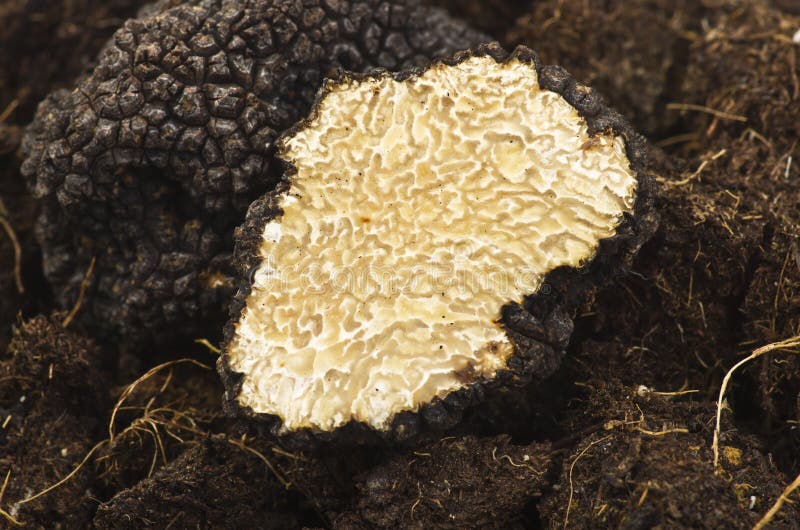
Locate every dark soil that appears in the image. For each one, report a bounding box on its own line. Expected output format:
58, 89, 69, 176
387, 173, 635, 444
1, 0, 800, 529
0, 314, 109, 527
426, 0, 530, 37
93, 435, 307, 529
0, 127, 39, 352
678, 0, 800, 474
538, 381, 799, 528
504, 0, 705, 138
332, 436, 551, 529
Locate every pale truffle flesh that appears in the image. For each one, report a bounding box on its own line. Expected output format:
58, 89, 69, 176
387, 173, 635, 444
226, 55, 638, 432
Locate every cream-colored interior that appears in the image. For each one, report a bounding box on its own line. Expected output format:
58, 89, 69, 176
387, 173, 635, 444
227, 55, 637, 432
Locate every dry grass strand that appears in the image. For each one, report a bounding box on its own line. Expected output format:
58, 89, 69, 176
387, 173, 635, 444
108, 358, 210, 443
753, 471, 800, 530
194, 338, 221, 354
713, 335, 800, 468
564, 434, 614, 529
227, 438, 290, 488
0, 469, 22, 526
666, 102, 747, 121
61, 257, 96, 328
0, 207, 24, 294
17, 439, 108, 506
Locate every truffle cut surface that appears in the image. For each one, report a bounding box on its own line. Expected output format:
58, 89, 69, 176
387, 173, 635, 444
227, 55, 638, 432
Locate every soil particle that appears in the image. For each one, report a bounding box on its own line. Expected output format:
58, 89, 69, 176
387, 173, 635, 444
0, 314, 109, 527
425, 0, 529, 37
332, 435, 551, 529
504, 0, 706, 138
93, 435, 306, 529
675, 1, 800, 157
538, 381, 800, 529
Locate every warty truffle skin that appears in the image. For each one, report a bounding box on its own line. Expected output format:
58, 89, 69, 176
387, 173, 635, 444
20, 0, 489, 348
219, 44, 658, 445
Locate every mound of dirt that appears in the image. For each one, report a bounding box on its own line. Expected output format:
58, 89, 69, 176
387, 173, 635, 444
94, 435, 305, 529
0, 314, 109, 527
538, 381, 800, 529
333, 435, 551, 529
504, 0, 705, 138
674, 2, 800, 455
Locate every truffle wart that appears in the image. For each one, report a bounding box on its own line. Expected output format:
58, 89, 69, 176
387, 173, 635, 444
220, 45, 656, 440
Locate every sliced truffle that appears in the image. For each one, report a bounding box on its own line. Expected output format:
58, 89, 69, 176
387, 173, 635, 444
220, 45, 656, 441
20, 0, 488, 347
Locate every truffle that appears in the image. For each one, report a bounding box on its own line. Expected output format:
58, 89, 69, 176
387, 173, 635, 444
20, 0, 488, 347
219, 45, 656, 441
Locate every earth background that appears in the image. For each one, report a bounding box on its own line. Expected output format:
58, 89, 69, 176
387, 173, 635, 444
1, 0, 800, 528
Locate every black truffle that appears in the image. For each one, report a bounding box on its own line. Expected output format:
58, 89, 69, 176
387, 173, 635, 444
219, 44, 657, 443
21, 0, 488, 347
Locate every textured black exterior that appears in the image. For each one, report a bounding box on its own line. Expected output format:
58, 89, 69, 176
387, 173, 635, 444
20, 0, 489, 348
218, 43, 658, 447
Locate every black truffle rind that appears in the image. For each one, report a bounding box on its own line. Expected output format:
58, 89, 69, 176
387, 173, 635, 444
20, 0, 489, 348
218, 43, 658, 446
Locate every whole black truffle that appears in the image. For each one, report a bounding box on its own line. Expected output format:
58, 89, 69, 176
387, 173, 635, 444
219, 44, 657, 443
21, 0, 488, 347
